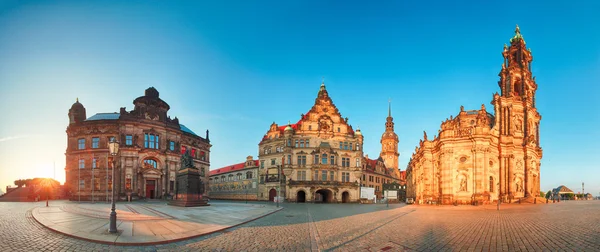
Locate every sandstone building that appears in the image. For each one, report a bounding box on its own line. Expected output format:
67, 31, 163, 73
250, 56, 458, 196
406, 26, 543, 205
65, 87, 211, 201
253, 82, 402, 203
208, 156, 259, 200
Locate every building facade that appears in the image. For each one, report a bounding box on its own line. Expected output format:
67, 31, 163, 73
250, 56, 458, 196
208, 156, 259, 201
406, 26, 543, 205
361, 156, 400, 199
65, 87, 211, 201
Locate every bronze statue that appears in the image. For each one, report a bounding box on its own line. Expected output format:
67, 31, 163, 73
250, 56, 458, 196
180, 149, 194, 170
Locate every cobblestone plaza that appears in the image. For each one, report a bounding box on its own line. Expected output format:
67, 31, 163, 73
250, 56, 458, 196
1, 200, 599, 251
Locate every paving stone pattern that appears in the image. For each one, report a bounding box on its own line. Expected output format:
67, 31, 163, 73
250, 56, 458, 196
1, 201, 600, 251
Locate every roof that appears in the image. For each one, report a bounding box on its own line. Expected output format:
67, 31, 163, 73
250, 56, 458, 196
86, 113, 120, 121
553, 185, 574, 194
209, 160, 258, 176
180, 124, 197, 136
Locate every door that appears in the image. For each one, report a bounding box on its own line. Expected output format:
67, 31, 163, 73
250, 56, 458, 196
269, 188, 277, 202
146, 180, 156, 199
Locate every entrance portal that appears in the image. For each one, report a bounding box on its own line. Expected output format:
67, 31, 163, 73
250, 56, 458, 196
342, 191, 350, 203
146, 180, 156, 199
315, 189, 333, 203
268, 188, 277, 202
297, 191, 306, 203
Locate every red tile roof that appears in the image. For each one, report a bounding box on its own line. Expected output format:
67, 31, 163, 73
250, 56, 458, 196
209, 160, 258, 176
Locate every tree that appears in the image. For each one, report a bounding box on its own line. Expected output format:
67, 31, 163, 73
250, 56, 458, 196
539, 191, 545, 198
545, 190, 552, 199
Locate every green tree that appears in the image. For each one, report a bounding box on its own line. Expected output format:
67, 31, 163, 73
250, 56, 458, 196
539, 191, 545, 198
545, 190, 552, 199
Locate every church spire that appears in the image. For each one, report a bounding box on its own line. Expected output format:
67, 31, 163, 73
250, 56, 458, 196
388, 98, 391, 117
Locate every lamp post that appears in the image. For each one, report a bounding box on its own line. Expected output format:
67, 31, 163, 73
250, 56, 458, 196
108, 139, 120, 234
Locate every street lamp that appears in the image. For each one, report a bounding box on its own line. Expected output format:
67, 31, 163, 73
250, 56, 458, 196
108, 139, 120, 234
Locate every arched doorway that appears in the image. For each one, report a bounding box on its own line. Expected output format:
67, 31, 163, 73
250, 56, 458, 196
342, 191, 350, 203
315, 189, 332, 203
297, 191, 306, 203
268, 188, 277, 202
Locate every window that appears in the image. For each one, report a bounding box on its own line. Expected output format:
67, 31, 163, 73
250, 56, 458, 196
297, 155, 306, 167
337, 127, 340, 132
287, 155, 291, 165
94, 178, 100, 190
92, 158, 98, 169
321, 170, 327, 181
306, 140, 309, 147
321, 154, 327, 164
144, 159, 158, 168
489, 176, 494, 192
309, 125, 312, 130
342, 172, 350, 182
192, 149, 196, 158
287, 139, 291, 146
145, 133, 159, 149
297, 171, 306, 181
349, 143, 353, 150
170, 181, 174, 191
126, 135, 133, 146
314, 170, 318, 181
79, 179, 85, 189
356, 144, 360, 151
344, 142, 348, 150
300, 140, 304, 148
237, 173, 242, 180
329, 171, 334, 181
330, 155, 335, 165
126, 177, 131, 190
247, 171, 253, 179
295, 140, 299, 148
78, 138, 85, 150
169, 141, 175, 151
92, 137, 99, 148
369, 175, 374, 182
271, 159, 276, 166
356, 158, 360, 167
79, 159, 85, 169
314, 154, 319, 164
200, 151, 206, 161
376, 177, 380, 183
260, 160, 265, 168
362, 174, 366, 181
109, 136, 115, 143
339, 142, 343, 149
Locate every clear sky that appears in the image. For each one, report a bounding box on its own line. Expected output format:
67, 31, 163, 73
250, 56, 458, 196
1, 1, 599, 196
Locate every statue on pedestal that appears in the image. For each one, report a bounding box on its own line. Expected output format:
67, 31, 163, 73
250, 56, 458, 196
168, 149, 209, 207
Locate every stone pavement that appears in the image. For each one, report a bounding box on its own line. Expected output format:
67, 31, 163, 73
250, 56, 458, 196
1, 200, 599, 251
31, 200, 281, 245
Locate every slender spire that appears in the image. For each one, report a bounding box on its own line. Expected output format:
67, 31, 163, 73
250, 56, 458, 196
388, 98, 391, 117
76, 97, 79, 102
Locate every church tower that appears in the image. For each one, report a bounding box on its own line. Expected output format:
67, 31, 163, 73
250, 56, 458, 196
380, 100, 399, 171
493, 25, 543, 200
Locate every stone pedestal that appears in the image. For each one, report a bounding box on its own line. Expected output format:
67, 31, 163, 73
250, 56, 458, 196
168, 168, 210, 207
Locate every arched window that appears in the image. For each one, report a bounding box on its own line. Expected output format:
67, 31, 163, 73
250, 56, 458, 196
143, 159, 158, 169
489, 176, 494, 192
246, 171, 253, 179
321, 154, 327, 164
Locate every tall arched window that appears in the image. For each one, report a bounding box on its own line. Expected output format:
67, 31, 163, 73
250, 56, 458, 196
489, 176, 494, 192
321, 154, 327, 165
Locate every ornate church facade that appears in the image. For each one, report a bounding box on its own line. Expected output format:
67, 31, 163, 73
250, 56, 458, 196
256, 82, 402, 203
65, 87, 211, 201
406, 26, 543, 205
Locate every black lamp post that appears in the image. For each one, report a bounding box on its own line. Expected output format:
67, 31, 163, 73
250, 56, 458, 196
108, 139, 120, 233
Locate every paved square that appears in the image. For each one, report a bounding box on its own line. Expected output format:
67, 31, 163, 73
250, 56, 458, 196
1, 200, 599, 251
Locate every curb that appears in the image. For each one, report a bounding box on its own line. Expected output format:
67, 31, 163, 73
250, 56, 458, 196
32, 206, 284, 246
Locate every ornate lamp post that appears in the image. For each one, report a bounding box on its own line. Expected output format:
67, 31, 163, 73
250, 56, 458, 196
108, 139, 120, 233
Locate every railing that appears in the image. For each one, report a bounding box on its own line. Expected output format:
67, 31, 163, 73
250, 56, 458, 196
288, 180, 357, 187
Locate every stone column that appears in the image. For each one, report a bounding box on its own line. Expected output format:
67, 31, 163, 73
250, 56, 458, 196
507, 155, 513, 199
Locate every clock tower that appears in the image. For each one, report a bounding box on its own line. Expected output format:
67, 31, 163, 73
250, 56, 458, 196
380, 100, 399, 172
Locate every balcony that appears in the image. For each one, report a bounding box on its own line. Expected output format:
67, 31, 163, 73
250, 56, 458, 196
288, 180, 357, 187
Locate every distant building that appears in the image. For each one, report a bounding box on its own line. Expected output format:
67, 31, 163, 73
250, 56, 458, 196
551, 185, 574, 200
65, 87, 211, 201
406, 26, 543, 205
208, 156, 259, 200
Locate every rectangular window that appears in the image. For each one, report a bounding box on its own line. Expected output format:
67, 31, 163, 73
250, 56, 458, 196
271, 159, 276, 165
79, 159, 85, 169
314, 154, 319, 164
339, 141, 343, 149
260, 160, 265, 168
299, 140, 304, 148
321, 154, 327, 165
149, 134, 155, 149
170, 181, 175, 191
126, 135, 133, 146
92, 158, 98, 169
349, 143, 353, 150
92, 137, 99, 148
79, 179, 85, 189
344, 142, 348, 150
78, 138, 85, 150
329, 171, 334, 181
297, 171, 306, 181
356, 158, 360, 167
321, 170, 327, 181
295, 140, 299, 148
356, 144, 360, 151
156, 135, 159, 149
305, 140, 309, 147
94, 178, 100, 190
362, 174, 366, 181
200, 151, 206, 161
287, 139, 291, 146
169, 141, 175, 151
126, 178, 131, 190
301, 156, 306, 166
314, 170, 319, 181
330, 155, 335, 165
342, 172, 350, 182
287, 155, 291, 165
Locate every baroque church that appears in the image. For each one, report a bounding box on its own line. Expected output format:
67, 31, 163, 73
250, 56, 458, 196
65, 87, 211, 201
406, 26, 543, 205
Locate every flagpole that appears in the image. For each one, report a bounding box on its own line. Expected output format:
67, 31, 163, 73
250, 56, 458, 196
106, 153, 108, 203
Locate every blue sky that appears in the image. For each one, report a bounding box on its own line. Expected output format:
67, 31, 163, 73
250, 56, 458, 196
0, 0, 598, 196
